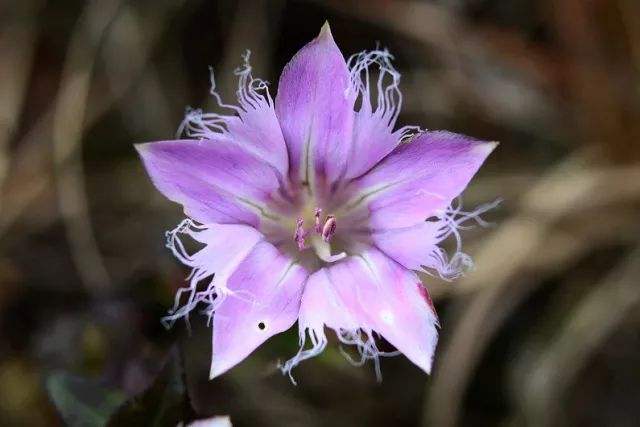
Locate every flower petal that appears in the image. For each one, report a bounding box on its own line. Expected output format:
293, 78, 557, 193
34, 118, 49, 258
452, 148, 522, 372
210, 241, 308, 378
342, 131, 497, 229
227, 57, 289, 177
162, 220, 264, 327
346, 105, 400, 180
136, 139, 281, 226
343, 49, 408, 180
225, 109, 288, 178
177, 55, 289, 177
275, 23, 354, 197
371, 221, 442, 272
171, 221, 264, 280
288, 248, 438, 375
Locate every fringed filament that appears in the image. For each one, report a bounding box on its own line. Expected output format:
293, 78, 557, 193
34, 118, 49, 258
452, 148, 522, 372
176, 50, 273, 141
425, 198, 502, 280
161, 219, 233, 330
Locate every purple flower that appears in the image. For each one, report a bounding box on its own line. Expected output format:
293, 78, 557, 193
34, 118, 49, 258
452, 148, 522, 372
137, 23, 497, 381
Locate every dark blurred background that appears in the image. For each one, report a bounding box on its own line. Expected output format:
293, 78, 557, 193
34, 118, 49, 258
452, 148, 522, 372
2, 0, 640, 426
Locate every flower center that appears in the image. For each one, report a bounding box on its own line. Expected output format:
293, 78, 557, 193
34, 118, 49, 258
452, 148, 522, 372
293, 207, 346, 263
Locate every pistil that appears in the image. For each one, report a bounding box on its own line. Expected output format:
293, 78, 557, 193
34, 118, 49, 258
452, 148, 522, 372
310, 234, 346, 263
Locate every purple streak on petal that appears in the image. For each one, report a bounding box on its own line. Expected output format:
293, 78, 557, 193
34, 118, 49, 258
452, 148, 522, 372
285, 248, 438, 376
210, 241, 308, 378
275, 23, 354, 197
344, 131, 497, 229
136, 139, 281, 226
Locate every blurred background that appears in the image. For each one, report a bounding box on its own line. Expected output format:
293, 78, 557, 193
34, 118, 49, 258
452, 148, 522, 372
2, 0, 640, 425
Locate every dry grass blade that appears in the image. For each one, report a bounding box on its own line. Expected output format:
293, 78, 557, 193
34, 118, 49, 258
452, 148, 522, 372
0, 1, 182, 239
1, 1, 639, 424
424, 149, 640, 426
0, 1, 41, 210
208, 0, 284, 107
512, 244, 640, 425
51, 0, 124, 295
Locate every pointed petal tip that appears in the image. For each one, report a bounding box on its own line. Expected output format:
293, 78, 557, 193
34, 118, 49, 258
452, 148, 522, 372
487, 140, 500, 150
475, 140, 499, 156
133, 142, 150, 154
319, 21, 332, 39
209, 361, 231, 380
412, 348, 435, 375
134, 141, 167, 158
423, 362, 433, 375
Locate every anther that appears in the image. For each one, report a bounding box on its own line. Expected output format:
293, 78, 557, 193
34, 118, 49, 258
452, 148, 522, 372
294, 218, 307, 250
321, 215, 336, 242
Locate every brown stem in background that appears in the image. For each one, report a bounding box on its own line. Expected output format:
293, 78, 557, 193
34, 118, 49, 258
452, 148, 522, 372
51, 0, 124, 295
423, 149, 640, 426
513, 245, 640, 424
0, 1, 42, 212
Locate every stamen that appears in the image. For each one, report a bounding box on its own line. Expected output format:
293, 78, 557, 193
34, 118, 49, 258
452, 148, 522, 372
294, 218, 307, 250
314, 208, 322, 233
321, 215, 336, 242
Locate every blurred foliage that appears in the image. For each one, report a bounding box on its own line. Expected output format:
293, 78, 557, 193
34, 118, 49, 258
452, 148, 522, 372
1, 0, 640, 426
46, 372, 125, 426
107, 348, 190, 427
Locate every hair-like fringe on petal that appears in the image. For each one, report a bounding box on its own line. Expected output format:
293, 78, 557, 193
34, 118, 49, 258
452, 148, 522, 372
176, 51, 273, 140
424, 198, 502, 280
279, 327, 327, 385
161, 219, 228, 330
280, 325, 401, 384
346, 48, 422, 141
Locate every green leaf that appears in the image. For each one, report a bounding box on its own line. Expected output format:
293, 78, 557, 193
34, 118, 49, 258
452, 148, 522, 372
46, 372, 126, 427
107, 348, 189, 427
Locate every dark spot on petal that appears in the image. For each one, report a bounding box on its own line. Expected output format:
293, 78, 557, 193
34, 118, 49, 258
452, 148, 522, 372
258, 322, 266, 330
426, 216, 439, 223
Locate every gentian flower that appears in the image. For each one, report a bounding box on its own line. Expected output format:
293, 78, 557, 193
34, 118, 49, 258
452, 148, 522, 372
137, 23, 497, 381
